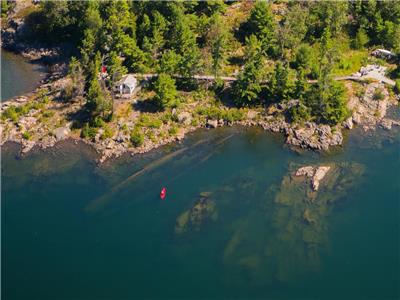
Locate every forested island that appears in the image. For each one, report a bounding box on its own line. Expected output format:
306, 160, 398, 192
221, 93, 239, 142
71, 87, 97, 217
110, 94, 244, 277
1, 0, 399, 162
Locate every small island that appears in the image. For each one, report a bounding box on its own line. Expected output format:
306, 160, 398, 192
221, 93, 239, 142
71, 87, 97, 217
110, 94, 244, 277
1, 0, 399, 163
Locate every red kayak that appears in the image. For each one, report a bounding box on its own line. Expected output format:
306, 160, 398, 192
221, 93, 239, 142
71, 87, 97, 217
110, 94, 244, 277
160, 187, 167, 200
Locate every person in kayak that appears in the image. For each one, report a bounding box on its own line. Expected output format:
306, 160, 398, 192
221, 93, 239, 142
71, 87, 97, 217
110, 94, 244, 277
160, 187, 167, 200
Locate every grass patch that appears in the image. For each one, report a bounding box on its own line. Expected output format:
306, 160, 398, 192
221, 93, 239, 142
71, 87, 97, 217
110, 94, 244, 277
137, 114, 162, 129
333, 49, 369, 77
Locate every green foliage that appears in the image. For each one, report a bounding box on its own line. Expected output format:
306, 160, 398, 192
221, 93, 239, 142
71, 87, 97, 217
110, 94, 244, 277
101, 125, 114, 140
289, 101, 312, 123
269, 62, 293, 102
292, 44, 313, 71
320, 81, 349, 124
246, 1, 276, 57
169, 6, 201, 78
153, 73, 178, 109
195, 106, 245, 122
305, 80, 348, 125
86, 77, 112, 120
352, 28, 369, 50
80, 123, 97, 139
92, 116, 106, 128
244, 35, 262, 62
232, 39, 264, 107
277, 4, 308, 57
307, 1, 348, 40
142, 11, 168, 61
130, 129, 144, 147
395, 79, 400, 95
157, 50, 180, 74
207, 13, 230, 77
373, 88, 385, 100
137, 115, 162, 129
1, 106, 18, 122
1, 0, 10, 18
107, 51, 127, 84
168, 125, 178, 135
22, 131, 31, 140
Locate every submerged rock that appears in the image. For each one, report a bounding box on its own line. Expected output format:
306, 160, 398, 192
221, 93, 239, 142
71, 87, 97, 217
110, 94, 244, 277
294, 165, 331, 191
175, 192, 217, 234
312, 166, 331, 191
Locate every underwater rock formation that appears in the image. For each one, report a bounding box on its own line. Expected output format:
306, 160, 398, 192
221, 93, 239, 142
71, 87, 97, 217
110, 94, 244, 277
175, 192, 218, 234
222, 161, 365, 284
294, 165, 332, 191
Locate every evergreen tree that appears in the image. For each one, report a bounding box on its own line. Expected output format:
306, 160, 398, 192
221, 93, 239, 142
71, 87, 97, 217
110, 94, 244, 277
277, 4, 307, 58
154, 74, 178, 109
107, 51, 127, 85
67, 57, 85, 98
292, 44, 313, 72
244, 35, 262, 61
352, 27, 369, 49
269, 62, 293, 102
246, 1, 276, 57
157, 50, 181, 74
86, 77, 112, 120
207, 13, 230, 77
232, 48, 264, 107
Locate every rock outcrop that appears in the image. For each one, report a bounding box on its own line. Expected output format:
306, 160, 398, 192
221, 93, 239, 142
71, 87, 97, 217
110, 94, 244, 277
294, 165, 331, 191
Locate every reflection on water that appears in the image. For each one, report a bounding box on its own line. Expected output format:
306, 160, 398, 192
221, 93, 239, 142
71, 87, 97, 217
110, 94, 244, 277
2, 126, 399, 300
1, 50, 46, 101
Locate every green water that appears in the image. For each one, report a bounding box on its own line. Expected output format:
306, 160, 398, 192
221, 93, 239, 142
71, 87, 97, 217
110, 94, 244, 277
1, 50, 46, 101
2, 126, 400, 300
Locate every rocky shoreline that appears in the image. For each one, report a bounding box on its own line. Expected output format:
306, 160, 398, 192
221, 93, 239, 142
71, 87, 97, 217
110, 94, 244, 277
2, 76, 400, 164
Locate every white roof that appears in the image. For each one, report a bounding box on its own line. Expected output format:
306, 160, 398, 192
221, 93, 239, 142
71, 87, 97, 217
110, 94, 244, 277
117, 74, 137, 88
374, 49, 394, 55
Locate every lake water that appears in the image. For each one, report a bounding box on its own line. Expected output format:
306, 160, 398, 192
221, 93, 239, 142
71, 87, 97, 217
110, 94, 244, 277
1, 50, 46, 101
2, 125, 399, 300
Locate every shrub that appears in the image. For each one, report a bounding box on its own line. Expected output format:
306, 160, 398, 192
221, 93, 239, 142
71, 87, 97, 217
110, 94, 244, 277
138, 114, 162, 128
92, 116, 106, 128
224, 109, 245, 122
355, 86, 366, 99
168, 126, 178, 135
1, 106, 18, 122
22, 131, 31, 140
373, 88, 384, 101
289, 102, 312, 123
101, 125, 114, 140
130, 130, 144, 147
42, 110, 55, 118
81, 123, 97, 139
395, 79, 400, 95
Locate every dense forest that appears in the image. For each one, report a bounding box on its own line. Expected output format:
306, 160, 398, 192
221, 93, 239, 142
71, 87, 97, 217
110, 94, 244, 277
7, 1, 400, 126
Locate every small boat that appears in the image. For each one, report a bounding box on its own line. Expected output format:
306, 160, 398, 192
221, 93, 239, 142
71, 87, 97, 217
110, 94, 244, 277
160, 187, 167, 200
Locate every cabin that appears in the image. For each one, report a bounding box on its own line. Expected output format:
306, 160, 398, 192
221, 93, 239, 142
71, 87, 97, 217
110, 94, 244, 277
371, 49, 396, 60
114, 74, 137, 96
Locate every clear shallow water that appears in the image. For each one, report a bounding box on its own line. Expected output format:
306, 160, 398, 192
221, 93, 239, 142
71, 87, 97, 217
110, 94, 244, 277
1, 50, 46, 101
2, 127, 400, 300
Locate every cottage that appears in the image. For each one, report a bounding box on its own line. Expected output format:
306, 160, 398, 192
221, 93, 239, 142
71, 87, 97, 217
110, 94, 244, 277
371, 49, 396, 60
114, 74, 137, 95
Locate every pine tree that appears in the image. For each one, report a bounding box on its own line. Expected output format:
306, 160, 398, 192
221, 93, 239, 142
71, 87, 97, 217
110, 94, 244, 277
208, 13, 230, 77
247, 1, 276, 57
154, 74, 178, 109
232, 48, 264, 107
